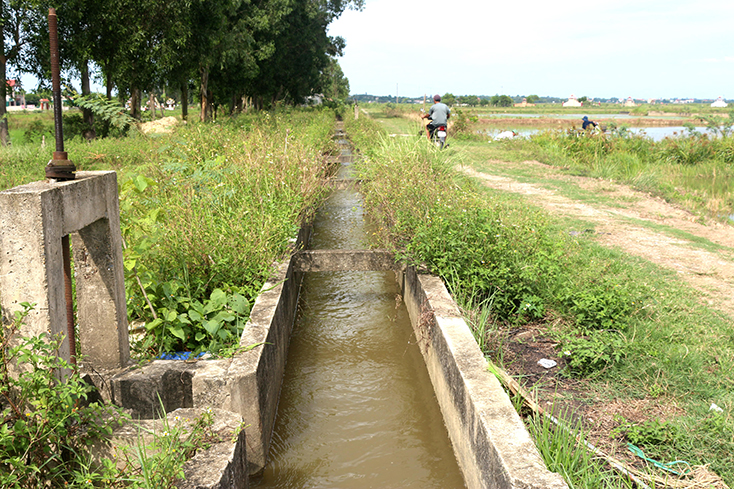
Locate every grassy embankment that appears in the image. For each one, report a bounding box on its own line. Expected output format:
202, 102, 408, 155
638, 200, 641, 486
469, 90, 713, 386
0, 108, 339, 357
0, 108, 340, 486
345, 107, 734, 487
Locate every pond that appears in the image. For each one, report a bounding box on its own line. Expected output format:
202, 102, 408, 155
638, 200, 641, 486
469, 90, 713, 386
482, 126, 711, 142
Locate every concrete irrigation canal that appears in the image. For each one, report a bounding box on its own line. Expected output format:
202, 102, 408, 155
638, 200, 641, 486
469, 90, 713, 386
0, 123, 568, 488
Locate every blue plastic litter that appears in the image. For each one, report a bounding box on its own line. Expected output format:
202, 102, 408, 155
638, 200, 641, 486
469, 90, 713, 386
158, 351, 206, 361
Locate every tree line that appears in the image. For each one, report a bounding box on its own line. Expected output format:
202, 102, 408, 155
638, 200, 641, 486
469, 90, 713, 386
0, 0, 362, 144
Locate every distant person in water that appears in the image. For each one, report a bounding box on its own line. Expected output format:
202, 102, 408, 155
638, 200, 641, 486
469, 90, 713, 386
582, 116, 597, 130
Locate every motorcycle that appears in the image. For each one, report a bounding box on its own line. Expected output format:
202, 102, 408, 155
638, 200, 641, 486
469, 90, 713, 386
430, 123, 448, 149
421, 109, 448, 149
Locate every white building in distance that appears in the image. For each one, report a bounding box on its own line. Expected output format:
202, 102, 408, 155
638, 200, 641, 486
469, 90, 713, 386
711, 97, 728, 108
562, 95, 582, 107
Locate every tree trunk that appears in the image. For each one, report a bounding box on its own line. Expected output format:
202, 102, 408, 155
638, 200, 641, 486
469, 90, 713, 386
106, 71, 114, 100
130, 88, 141, 120
148, 92, 156, 118
0, 21, 8, 147
81, 60, 96, 140
181, 83, 188, 121
200, 66, 209, 122
207, 90, 214, 121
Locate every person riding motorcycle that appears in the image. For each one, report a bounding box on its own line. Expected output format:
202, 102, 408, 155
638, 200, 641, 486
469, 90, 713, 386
421, 94, 451, 141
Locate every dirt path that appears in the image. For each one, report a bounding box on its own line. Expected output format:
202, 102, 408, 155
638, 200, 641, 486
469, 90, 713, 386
462, 160, 734, 483
461, 160, 734, 319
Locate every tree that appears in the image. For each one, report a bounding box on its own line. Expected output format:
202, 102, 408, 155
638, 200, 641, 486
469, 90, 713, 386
458, 95, 477, 106
526, 94, 540, 104
0, 0, 42, 146
496, 95, 512, 107
441, 93, 456, 106
244, 0, 363, 108
320, 56, 349, 101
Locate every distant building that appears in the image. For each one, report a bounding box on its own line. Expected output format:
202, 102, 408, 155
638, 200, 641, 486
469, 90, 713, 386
624, 97, 636, 107
514, 98, 535, 107
562, 95, 582, 107
5, 79, 25, 107
711, 97, 728, 108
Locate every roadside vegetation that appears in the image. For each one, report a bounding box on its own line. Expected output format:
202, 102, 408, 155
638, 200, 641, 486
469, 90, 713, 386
0, 108, 339, 359
345, 110, 734, 486
1, 305, 225, 488
1, 107, 339, 486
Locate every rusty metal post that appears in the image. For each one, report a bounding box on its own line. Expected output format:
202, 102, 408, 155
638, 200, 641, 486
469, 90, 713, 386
45, 8, 77, 367
45, 8, 75, 181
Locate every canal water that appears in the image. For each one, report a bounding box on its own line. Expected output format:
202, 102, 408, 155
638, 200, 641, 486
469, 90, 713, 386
251, 129, 466, 488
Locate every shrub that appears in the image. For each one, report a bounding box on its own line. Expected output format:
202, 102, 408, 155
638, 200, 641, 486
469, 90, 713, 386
0, 304, 121, 487
558, 330, 628, 377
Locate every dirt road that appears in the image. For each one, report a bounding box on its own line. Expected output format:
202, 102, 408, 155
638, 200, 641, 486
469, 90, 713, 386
462, 160, 734, 320
461, 159, 734, 485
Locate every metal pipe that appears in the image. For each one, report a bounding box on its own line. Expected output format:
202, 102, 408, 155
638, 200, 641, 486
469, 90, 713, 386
62, 234, 76, 366
49, 8, 63, 153
45, 8, 75, 180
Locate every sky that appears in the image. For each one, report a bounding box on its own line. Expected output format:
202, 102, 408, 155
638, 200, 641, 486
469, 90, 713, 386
327, 0, 734, 100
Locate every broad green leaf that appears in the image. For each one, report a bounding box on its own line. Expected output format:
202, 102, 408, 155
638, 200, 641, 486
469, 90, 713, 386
203, 319, 221, 336
188, 310, 203, 322
170, 325, 186, 340
145, 318, 163, 330
229, 294, 250, 315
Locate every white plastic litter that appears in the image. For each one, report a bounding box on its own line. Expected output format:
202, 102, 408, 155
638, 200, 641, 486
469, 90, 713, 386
710, 403, 724, 413
538, 358, 557, 369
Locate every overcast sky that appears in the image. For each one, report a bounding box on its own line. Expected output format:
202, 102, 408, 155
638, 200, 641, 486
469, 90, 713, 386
328, 0, 734, 100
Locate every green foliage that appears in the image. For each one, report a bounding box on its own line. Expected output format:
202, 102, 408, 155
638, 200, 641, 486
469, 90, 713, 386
72, 94, 137, 130
558, 330, 627, 377
347, 131, 563, 325
118, 110, 336, 356
0, 304, 122, 488
490, 95, 513, 107
558, 280, 639, 332
528, 127, 734, 218
449, 108, 478, 139
612, 418, 679, 460
0, 305, 225, 487
139, 283, 251, 356
89, 407, 218, 488
526, 410, 633, 488
22, 120, 53, 144
441, 93, 456, 106
698, 111, 734, 138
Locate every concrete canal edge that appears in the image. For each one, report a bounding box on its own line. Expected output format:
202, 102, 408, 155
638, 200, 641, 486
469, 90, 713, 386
105, 238, 567, 488
398, 266, 568, 489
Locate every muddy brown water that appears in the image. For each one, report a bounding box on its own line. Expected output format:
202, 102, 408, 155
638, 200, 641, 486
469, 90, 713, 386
251, 136, 465, 488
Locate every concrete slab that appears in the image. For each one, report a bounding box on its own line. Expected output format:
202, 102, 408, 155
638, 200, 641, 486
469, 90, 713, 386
292, 249, 400, 272
93, 408, 247, 489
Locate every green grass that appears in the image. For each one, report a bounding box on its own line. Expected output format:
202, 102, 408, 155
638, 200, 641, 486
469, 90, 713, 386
1, 108, 339, 357
345, 113, 734, 486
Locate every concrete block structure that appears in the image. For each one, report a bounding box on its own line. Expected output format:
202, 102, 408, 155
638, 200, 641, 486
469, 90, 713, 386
0, 171, 129, 370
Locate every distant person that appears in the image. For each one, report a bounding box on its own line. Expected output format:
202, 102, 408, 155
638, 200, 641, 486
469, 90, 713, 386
582, 116, 597, 130
421, 94, 451, 141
